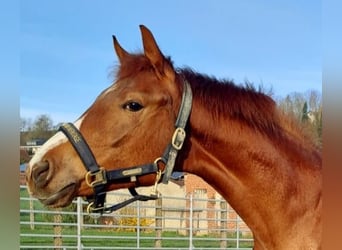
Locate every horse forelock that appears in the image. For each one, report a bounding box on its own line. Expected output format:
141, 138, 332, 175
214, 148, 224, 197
112, 52, 175, 82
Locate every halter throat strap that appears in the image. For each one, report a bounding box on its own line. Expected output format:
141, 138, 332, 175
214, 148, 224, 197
58, 79, 192, 213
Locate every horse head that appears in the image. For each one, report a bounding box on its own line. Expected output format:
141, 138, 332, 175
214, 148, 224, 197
26, 25, 191, 211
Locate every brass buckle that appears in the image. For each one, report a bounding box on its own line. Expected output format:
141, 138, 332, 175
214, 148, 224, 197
171, 127, 186, 150
85, 168, 107, 187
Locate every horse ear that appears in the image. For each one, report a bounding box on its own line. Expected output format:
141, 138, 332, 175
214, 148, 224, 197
140, 25, 169, 77
112, 35, 130, 64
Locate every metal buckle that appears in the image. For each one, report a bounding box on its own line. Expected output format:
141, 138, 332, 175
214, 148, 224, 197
86, 202, 105, 216
151, 169, 162, 197
171, 127, 186, 150
85, 168, 107, 187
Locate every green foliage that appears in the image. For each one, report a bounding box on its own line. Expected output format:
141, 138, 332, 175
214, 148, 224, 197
301, 102, 309, 122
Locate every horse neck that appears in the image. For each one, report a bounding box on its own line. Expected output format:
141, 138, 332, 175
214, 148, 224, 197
179, 90, 322, 248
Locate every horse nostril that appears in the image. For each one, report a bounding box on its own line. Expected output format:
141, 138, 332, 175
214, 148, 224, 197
32, 161, 50, 188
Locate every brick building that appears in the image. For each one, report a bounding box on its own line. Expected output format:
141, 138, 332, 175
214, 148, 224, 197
184, 174, 250, 235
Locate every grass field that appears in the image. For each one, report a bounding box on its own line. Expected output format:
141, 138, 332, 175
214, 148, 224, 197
21, 227, 253, 249
20, 187, 253, 249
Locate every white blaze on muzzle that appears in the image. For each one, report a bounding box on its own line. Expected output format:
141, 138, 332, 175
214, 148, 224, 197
28, 117, 85, 171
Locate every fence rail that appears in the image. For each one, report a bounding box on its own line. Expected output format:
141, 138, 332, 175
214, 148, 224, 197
20, 185, 253, 249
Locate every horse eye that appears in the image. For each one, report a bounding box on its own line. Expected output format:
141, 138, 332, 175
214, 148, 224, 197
123, 101, 143, 112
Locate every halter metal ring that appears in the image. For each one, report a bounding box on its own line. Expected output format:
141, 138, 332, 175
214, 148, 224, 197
87, 202, 104, 217
154, 157, 167, 167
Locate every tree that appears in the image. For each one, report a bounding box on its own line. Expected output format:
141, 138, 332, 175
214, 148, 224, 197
20, 117, 32, 132
277, 90, 322, 148
301, 102, 309, 123
28, 114, 56, 141
32, 114, 53, 132
307, 90, 321, 113
277, 92, 306, 121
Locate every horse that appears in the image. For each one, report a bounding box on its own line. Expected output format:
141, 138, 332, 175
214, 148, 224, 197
26, 25, 322, 249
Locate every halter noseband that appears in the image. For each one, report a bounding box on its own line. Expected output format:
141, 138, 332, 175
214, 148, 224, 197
58, 80, 192, 214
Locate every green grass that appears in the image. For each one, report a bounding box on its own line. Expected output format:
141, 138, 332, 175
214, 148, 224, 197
21, 228, 252, 248
20, 187, 253, 249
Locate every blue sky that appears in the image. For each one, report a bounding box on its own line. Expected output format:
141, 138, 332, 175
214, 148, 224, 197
20, 0, 321, 124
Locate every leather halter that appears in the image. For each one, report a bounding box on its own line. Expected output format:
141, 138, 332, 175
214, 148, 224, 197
58, 80, 192, 214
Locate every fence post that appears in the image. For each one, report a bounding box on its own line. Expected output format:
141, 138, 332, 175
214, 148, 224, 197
220, 199, 227, 249
77, 197, 82, 250
154, 197, 162, 249
137, 200, 140, 249
236, 214, 240, 249
29, 199, 34, 230
53, 208, 63, 249
189, 193, 193, 250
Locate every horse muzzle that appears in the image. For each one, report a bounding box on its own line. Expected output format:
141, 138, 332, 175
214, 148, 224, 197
26, 160, 78, 207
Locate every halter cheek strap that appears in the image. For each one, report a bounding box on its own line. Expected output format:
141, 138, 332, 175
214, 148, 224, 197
58, 79, 192, 214
58, 123, 107, 210
59, 123, 161, 213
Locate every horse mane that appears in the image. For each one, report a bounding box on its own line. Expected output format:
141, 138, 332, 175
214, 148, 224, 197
179, 68, 321, 158
178, 68, 282, 138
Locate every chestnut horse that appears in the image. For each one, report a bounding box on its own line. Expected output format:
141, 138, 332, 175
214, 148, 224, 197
26, 25, 322, 249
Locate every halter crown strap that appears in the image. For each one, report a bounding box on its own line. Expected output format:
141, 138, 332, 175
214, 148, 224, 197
162, 80, 193, 183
